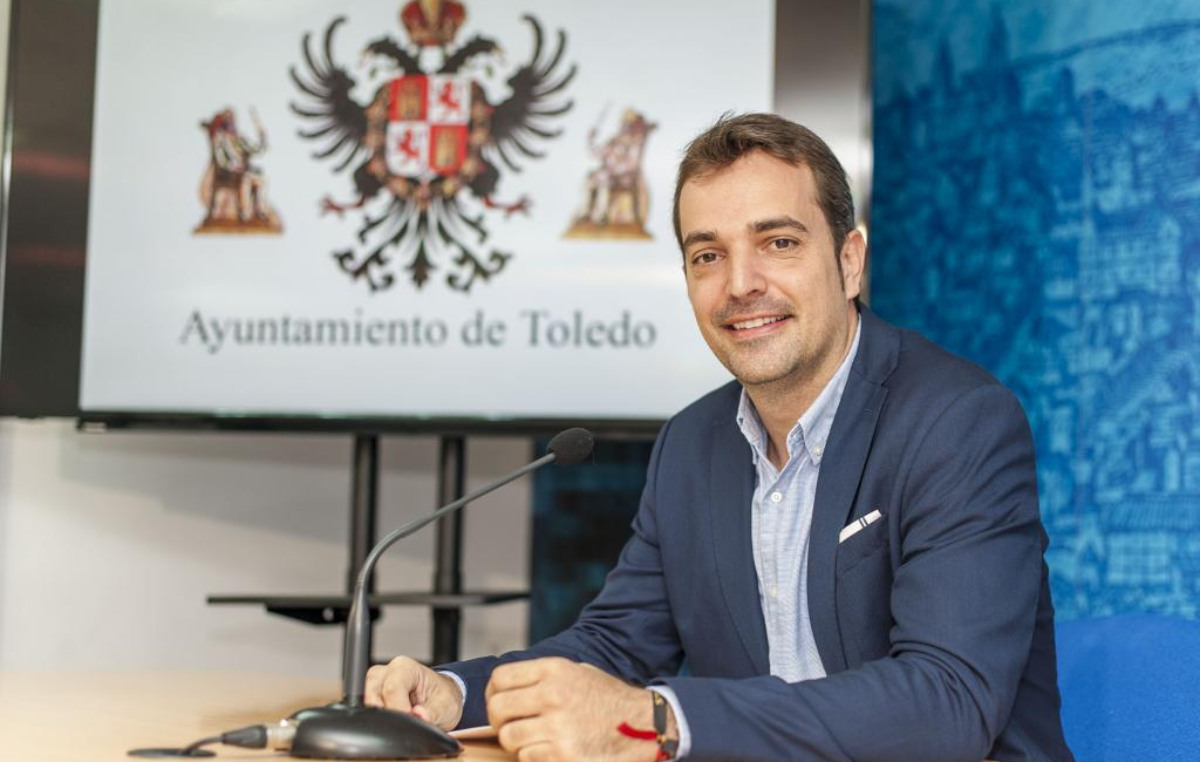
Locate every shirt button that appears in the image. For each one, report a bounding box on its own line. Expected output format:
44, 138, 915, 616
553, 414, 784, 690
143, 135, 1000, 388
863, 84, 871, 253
770, 491, 783, 504
812, 444, 824, 456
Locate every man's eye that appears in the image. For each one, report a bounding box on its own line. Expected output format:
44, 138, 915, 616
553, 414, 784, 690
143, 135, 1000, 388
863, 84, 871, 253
769, 238, 797, 251
691, 251, 718, 266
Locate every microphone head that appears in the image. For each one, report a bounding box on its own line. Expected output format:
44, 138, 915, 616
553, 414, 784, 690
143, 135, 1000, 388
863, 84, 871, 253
547, 427, 595, 465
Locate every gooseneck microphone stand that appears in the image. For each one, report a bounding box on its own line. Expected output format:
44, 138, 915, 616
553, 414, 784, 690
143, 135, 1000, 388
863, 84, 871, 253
286, 428, 595, 760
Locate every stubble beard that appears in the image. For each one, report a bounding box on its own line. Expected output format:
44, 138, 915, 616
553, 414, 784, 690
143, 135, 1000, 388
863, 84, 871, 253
704, 324, 807, 392
702, 297, 804, 388
727, 341, 807, 392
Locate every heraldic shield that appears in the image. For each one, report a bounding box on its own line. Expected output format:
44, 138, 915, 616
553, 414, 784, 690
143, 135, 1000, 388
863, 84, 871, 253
387, 75, 471, 177
291, 3, 576, 293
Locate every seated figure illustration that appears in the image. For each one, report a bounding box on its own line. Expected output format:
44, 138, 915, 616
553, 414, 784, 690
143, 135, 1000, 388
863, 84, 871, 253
194, 107, 283, 234
565, 108, 656, 240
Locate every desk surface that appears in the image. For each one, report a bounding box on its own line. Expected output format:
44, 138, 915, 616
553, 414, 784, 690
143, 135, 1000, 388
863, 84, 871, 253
0, 670, 512, 762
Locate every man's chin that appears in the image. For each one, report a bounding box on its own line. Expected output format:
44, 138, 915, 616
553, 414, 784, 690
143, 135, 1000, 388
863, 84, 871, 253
724, 360, 795, 389
734, 374, 789, 390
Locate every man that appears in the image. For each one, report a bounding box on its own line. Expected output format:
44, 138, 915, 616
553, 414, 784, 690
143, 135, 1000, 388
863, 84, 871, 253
366, 113, 1073, 762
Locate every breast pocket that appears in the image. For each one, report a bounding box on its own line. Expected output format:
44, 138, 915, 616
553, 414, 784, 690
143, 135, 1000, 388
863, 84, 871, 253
835, 516, 893, 666
835, 513, 888, 573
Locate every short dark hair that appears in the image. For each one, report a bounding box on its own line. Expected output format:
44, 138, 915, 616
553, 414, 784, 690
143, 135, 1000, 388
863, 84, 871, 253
672, 113, 856, 257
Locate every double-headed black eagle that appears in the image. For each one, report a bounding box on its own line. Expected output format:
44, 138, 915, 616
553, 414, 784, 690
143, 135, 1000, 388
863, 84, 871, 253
290, 15, 575, 292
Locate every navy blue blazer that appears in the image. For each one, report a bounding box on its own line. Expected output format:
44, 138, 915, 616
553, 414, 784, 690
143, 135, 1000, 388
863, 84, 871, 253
443, 308, 1073, 761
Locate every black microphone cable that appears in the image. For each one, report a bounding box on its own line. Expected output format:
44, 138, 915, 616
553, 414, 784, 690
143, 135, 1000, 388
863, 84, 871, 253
128, 718, 296, 758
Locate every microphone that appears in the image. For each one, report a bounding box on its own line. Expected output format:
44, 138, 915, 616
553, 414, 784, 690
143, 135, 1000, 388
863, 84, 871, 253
289, 428, 595, 760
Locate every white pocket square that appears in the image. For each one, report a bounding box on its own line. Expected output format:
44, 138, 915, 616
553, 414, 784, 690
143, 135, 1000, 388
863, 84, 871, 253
839, 509, 883, 543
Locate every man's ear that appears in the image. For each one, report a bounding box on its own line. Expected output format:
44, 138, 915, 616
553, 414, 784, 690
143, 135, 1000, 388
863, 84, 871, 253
840, 228, 867, 301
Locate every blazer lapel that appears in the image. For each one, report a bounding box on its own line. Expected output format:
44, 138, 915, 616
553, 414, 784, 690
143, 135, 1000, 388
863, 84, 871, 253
806, 309, 895, 674
708, 414, 770, 675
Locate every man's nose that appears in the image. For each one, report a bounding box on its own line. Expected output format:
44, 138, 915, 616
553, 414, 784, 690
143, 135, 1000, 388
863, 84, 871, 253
727, 248, 767, 299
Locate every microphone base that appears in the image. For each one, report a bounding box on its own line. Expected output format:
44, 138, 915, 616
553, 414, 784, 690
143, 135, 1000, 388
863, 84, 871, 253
289, 704, 461, 760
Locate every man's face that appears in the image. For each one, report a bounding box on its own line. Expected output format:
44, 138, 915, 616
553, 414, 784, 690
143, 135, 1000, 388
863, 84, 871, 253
679, 151, 864, 394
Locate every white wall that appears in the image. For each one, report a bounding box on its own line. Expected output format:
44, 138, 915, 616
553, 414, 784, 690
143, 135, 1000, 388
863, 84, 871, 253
0, 0, 532, 676
0, 420, 533, 675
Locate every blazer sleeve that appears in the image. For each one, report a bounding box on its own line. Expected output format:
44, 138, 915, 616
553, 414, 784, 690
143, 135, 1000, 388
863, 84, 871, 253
657, 384, 1045, 762
438, 418, 685, 729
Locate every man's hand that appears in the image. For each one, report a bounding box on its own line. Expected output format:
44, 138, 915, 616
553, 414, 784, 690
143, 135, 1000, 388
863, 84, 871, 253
364, 656, 464, 730
485, 657, 676, 762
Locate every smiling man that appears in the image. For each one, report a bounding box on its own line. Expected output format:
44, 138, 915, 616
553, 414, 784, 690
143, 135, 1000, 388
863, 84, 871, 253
366, 114, 1073, 762
679, 147, 862, 471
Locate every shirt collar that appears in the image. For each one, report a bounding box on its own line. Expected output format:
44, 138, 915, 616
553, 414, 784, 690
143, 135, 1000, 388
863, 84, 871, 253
736, 317, 863, 468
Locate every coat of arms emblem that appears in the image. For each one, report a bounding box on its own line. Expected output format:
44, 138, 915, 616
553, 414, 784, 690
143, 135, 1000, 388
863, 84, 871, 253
291, 1, 575, 292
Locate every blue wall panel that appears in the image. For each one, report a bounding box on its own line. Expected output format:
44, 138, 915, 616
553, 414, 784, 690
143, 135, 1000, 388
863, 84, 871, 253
528, 439, 651, 641
872, 1, 1200, 619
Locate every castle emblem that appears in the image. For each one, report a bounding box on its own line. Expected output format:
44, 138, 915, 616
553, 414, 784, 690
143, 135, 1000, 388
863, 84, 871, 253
291, 0, 576, 292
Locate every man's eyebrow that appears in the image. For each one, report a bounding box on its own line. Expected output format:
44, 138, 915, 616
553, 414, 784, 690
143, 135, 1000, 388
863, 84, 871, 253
681, 230, 717, 250
750, 216, 809, 235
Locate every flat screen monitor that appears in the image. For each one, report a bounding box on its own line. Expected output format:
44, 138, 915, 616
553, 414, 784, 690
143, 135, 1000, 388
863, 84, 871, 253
0, 0, 868, 433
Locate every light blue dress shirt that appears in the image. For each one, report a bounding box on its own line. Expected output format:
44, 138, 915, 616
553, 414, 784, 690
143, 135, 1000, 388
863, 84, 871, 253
654, 319, 862, 757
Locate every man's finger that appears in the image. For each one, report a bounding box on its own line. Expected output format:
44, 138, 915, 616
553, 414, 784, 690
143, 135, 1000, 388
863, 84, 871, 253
486, 657, 572, 700
364, 664, 386, 707
486, 684, 547, 727
379, 670, 415, 712
516, 741, 556, 762
496, 716, 549, 753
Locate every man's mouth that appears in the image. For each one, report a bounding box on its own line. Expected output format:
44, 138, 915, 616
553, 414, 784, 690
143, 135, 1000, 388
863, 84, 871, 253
727, 315, 788, 332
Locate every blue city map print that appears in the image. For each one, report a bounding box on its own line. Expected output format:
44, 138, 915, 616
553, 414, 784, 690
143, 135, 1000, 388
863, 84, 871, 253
871, 1, 1200, 619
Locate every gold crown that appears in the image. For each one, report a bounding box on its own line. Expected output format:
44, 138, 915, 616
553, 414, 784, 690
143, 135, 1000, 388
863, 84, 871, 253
400, 0, 466, 48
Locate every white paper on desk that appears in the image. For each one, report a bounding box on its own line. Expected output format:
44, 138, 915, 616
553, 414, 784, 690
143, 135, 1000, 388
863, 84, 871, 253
451, 725, 499, 741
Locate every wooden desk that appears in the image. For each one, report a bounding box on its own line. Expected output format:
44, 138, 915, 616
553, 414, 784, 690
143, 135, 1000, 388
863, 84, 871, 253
0, 671, 512, 762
